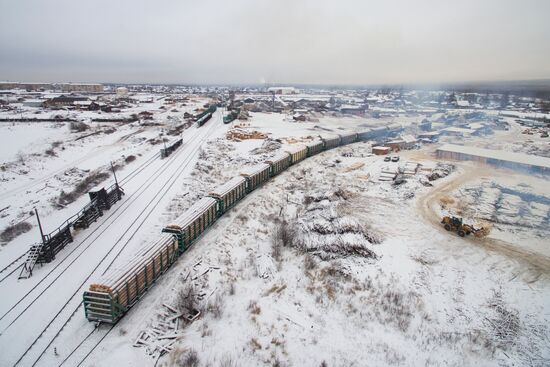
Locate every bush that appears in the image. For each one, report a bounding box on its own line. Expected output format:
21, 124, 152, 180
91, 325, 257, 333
0, 222, 32, 243
304, 254, 317, 271
69, 121, 90, 132
176, 284, 200, 317
58, 171, 110, 206
271, 220, 295, 261
207, 293, 224, 319
179, 349, 199, 367
124, 155, 136, 163
44, 148, 57, 157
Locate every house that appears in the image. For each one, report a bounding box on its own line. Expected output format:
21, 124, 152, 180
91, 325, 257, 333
385, 139, 406, 151
138, 111, 154, 120
436, 144, 550, 174
440, 127, 472, 137
44, 96, 89, 108
293, 113, 307, 122
267, 87, 298, 95
417, 131, 440, 142
339, 104, 368, 115
372, 146, 391, 155
455, 100, 470, 108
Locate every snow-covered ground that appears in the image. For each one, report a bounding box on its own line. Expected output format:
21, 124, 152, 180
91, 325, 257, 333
0, 99, 548, 367
90, 140, 550, 367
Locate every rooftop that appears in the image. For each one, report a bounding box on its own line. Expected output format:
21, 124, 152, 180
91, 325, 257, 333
437, 144, 550, 169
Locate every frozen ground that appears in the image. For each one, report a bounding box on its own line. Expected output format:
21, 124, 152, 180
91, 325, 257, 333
0, 103, 548, 367
91, 138, 549, 366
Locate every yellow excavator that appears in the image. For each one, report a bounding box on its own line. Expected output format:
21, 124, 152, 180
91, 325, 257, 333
441, 216, 487, 237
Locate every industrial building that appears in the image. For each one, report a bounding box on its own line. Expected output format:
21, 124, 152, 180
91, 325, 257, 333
436, 144, 550, 174
61, 83, 104, 93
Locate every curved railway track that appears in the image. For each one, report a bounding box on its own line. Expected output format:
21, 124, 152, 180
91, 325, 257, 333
4, 116, 222, 367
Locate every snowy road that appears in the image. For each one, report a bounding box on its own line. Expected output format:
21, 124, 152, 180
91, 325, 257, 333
0, 111, 226, 367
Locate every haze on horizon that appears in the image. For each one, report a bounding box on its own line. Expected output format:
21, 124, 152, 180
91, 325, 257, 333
1, 0, 549, 86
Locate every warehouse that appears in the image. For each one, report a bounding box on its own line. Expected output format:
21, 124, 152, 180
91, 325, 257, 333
436, 144, 550, 174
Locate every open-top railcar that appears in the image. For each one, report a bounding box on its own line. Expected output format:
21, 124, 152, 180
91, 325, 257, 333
240, 163, 271, 192
163, 197, 218, 252
83, 234, 178, 323
265, 153, 291, 177
208, 176, 247, 215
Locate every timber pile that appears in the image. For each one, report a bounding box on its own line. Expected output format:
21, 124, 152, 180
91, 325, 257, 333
226, 128, 267, 141
343, 162, 365, 172
379, 166, 398, 182
403, 161, 420, 175
134, 303, 184, 360
89, 234, 177, 306
135, 260, 222, 360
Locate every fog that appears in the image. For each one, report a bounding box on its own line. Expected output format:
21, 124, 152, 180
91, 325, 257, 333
0, 0, 549, 85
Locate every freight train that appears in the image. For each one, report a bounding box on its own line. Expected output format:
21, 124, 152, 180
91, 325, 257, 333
83, 126, 401, 324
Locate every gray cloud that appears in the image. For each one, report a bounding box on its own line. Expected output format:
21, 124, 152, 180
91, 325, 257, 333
0, 0, 549, 84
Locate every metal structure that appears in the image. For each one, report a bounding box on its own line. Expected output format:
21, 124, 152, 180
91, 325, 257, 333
19, 182, 125, 279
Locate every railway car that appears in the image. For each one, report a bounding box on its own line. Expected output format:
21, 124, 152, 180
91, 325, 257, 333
162, 197, 218, 252
357, 130, 371, 141
223, 109, 239, 124
339, 133, 358, 145
196, 112, 212, 127
240, 163, 270, 192
208, 176, 247, 215
285, 145, 308, 165
306, 140, 324, 157
160, 138, 183, 158
265, 153, 291, 177
83, 234, 178, 323
322, 135, 341, 150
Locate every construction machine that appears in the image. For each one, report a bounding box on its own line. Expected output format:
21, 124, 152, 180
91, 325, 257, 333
441, 216, 486, 237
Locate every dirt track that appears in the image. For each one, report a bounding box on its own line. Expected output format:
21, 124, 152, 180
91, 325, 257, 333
416, 165, 550, 281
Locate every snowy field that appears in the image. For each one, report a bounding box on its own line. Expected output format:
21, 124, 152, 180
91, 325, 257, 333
0, 100, 549, 367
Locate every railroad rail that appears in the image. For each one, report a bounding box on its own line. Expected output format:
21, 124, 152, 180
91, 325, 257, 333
6, 115, 221, 367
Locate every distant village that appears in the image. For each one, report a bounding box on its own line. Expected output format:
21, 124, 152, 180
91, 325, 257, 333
1, 81, 549, 149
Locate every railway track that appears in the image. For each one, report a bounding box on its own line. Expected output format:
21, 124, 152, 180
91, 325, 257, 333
0, 151, 161, 287
0, 149, 179, 324
0, 252, 27, 282
5, 116, 222, 367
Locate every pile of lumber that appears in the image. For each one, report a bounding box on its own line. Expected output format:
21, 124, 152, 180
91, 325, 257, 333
403, 161, 420, 175
379, 166, 397, 182
134, 303, 184, 360
343, 162, 365, 172
226, 128, 267, 141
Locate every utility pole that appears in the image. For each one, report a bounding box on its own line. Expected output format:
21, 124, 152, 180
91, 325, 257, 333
35, 207, 45, 245
110, 161, 119, 187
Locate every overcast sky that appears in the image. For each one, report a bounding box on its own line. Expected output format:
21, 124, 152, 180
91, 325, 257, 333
1, 0, 549, 85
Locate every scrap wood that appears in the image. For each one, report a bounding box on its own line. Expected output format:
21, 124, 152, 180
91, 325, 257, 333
162, 303, 178, 314
157, 333, 183, 340
343, 162, 365, 172
185, 310, 201, 322
167, 313, 183, 322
